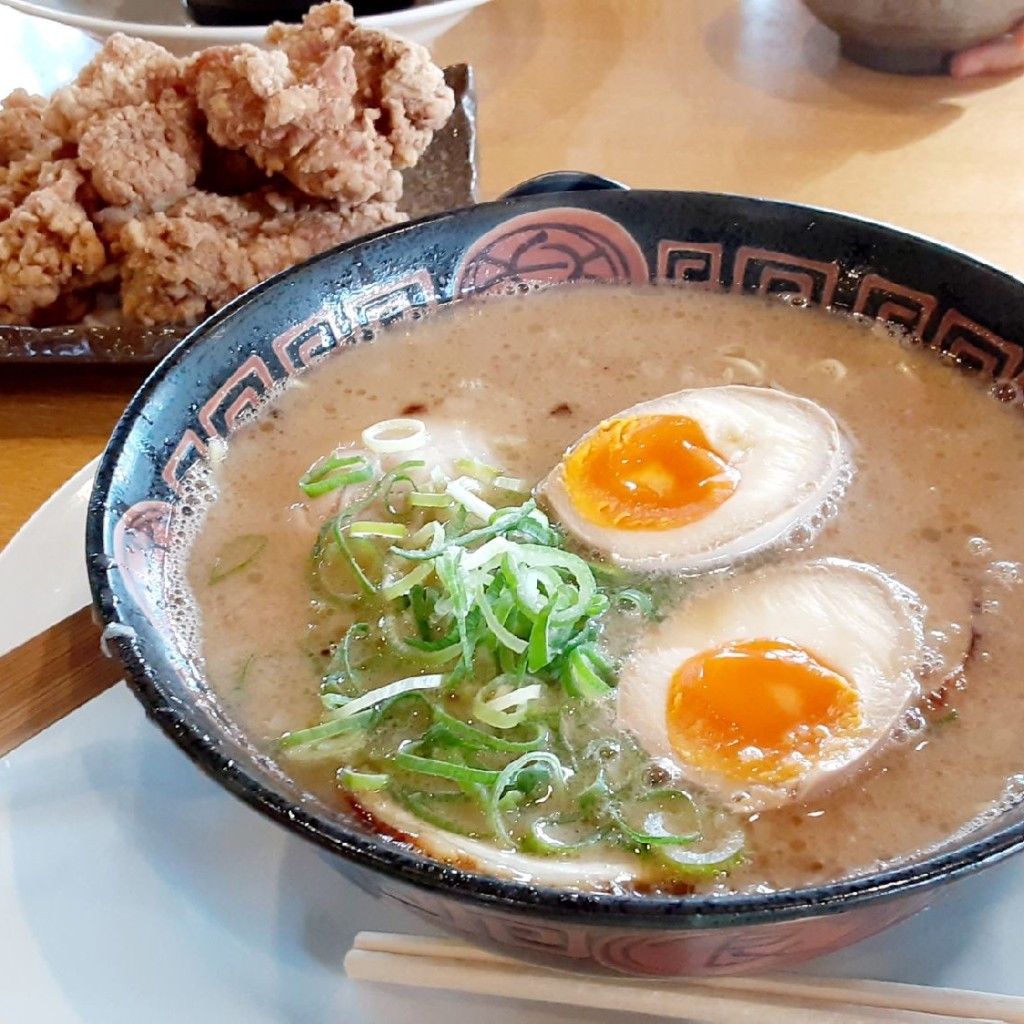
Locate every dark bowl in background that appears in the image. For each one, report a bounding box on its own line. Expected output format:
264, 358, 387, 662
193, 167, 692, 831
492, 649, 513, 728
86, 176, 1024, 977
801, 0, 1024, 74
184, 0, 413, 26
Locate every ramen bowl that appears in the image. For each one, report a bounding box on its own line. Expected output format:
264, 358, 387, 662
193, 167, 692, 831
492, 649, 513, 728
801, 0, 1024, 74
86, 176, 1024, 977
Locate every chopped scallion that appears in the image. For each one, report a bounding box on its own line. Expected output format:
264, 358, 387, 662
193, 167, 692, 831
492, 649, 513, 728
209, 533, 267, 584
361, 418, 427, 454
349, 520, 408, 540
337, 768, 390, 791
300, 454, 373, 497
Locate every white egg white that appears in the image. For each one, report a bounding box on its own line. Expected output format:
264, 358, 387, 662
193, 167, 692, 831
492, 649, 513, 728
616, 559, 926, 813
540, 385, 850, 572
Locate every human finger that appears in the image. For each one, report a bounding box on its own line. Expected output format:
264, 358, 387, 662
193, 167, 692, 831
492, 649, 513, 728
950, 21, 1024, 78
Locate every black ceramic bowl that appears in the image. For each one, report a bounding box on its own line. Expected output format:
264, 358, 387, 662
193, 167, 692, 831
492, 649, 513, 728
87, 176, 1024, 977
184, 0, 413, 27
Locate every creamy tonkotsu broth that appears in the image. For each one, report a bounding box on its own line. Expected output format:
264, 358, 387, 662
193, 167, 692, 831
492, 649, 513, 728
184, 285, 1024, 894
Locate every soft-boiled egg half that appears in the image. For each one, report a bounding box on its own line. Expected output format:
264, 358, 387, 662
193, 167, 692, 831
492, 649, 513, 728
616, 559, 926, 812
540, 385, 849, 572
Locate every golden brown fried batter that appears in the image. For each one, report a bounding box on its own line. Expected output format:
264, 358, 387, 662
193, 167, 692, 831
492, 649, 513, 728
0, 90, 60, 164
44, 34, 191, 140
43, 35, 203, 207
0, 160, 106, 324
0, 2, 450, 328
117, 188, 403, 325
193, 1, 453, 201
77, 94, 203, 206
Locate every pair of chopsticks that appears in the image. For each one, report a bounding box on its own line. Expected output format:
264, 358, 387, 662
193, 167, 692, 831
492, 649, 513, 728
0, 605, 122, 757
345, 932, 1024, 1023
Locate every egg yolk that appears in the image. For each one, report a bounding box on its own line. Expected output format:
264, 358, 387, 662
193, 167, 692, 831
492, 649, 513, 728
666, 638, 862, 785
562, 414, 739, 531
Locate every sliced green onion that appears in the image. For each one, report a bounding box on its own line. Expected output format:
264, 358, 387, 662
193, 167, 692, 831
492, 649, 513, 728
383, 465, 423, 516
333, 674, 444, 721
473, 678, 543, 729
280, 710, 371, 748
409, 491, 453, 508
526, 599, 556, 672
323, 621, 371, 689
435, 548, 473, 669
234, 653, 257, 690
361, 418, 427, 453
484, 682, 543, 712
337, 768, 389, 791
209, 533, 267, 583
390, 787, 491, 838
446, 476, 496, 522
391, 500, 543, 563
655, 823, 746, 877
382, 614, 463, 666
611, 587, 656, 617
381, 561, 435, 601
487, 751, 566, 846
513, 546, 596, 625
426, 711, 548, 753
476, 584, 529, 654
349, 520, 408, 540
331, 526, 378, 598
563, 645, 614, 701
461, 536, 514, 573
493, 475, 530, 493
523, 815, 608, 854
609, 790, 701, 846
301, 454, 374, 497
404, 520, 445, 549
408, 585, 435, 640
454, 457, 501, 484
393, 745, 501, 787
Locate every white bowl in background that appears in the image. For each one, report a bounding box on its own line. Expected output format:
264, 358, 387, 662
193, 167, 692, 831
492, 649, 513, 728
0, 0, 491, 53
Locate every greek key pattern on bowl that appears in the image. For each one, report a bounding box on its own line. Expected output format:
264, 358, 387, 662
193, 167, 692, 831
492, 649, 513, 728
851, 274, 938, 338
657, 241, 723, 287
271, 310, 350, 375
159, 270, 438, 497
732, 247, 839, 306
932, 309, 1024, 381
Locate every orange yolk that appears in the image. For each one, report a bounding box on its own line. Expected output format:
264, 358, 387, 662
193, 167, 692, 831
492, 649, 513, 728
562, 414, 739, 531
666, 638, 862, 785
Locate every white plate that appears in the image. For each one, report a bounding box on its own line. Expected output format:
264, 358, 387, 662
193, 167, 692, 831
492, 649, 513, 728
0, 0, 492, 53
2, 465, 1024, 1021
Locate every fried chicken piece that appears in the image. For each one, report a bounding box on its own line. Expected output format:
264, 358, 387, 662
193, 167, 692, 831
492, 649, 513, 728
116, 187, 403, 325
270, 3, 455, 167
0, 90, 61, 164
44, 34, 203, 206
44, 34, 190, 140
246, 188, 404, 278
77, 93, 203, 206
192, 1, 453, 202
0, 160, 107, 324
0, 153, 52, 218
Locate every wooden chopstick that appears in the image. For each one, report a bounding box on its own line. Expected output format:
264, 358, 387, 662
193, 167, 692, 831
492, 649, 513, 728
346, 932, 1022, 1023
0, 604, 123, 756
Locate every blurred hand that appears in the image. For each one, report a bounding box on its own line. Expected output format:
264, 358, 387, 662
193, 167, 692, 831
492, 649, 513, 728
950, 21, 1024, 77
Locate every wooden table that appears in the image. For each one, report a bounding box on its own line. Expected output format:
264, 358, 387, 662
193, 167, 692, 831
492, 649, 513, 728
3, 0, 1024, 550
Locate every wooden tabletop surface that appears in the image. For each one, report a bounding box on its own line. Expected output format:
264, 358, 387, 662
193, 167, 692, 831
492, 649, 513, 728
2, 0, 1024, 551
